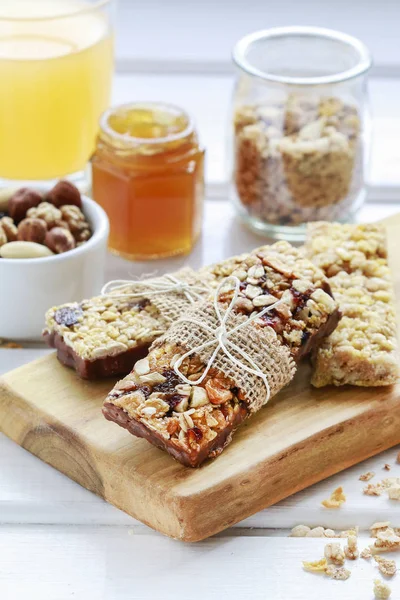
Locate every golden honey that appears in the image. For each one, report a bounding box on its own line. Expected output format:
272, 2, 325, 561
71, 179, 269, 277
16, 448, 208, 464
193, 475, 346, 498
92, 103, 205, 260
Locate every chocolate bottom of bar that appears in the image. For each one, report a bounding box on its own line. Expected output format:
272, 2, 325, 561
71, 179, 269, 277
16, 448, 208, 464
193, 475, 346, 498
102, 402, 248, 468
43, 331, 150, 380
296, 307, 341, 361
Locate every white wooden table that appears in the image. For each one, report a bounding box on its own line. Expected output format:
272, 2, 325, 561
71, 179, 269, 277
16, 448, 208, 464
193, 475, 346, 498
1, 201, 399, 600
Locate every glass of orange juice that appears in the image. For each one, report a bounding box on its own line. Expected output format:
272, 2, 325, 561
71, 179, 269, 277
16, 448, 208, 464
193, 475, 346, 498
0, 0, 114, 190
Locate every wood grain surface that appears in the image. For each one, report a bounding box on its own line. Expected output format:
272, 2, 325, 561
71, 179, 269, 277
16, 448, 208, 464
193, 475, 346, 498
1, 214, 400, 542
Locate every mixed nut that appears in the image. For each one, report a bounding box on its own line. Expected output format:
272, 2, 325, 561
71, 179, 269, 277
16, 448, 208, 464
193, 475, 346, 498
0, 180, 91, 259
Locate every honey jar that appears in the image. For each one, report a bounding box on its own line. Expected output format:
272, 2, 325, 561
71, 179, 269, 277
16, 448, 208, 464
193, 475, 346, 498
92, 102, 205, 260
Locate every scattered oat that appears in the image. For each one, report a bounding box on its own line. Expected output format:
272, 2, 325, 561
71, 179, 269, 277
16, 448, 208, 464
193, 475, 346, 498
373, 579, 391, 599
344, 535, 359, 560
388, 485, 400, 500
361, 546, 373, 559
302, 558, 328, 573
325, 565, 351, 580
359, 471, 375, 481
370, 522, 391, 538
325, 542, 345, 565
364, 482, 384, 496
321, 486, 346, 509
306, 526, 326, 538
384, 464, 391, 471
290, 524, 311, 537
374, 556, 397, 577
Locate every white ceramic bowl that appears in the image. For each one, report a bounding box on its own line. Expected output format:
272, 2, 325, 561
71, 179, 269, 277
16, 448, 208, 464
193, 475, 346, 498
0, 195, 109, 341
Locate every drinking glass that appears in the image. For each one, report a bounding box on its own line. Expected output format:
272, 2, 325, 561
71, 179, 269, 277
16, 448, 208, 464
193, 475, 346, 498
0, 0, 115, 191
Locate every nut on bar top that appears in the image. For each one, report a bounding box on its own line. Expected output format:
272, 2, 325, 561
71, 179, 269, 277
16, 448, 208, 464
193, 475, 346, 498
305, 222, 399, 387
103, 244, 340, 467
43, 255, 254, 379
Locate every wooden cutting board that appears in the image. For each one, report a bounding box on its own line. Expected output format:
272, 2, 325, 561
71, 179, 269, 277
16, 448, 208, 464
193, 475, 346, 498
1, 214, 400, 542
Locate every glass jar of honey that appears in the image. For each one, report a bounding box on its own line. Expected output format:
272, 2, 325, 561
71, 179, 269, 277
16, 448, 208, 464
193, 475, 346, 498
91, 102, 205, 260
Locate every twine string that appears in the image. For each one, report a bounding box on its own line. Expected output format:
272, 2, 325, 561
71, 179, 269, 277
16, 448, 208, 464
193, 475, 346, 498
173, 276, 284, 402
101, 273, 210, 304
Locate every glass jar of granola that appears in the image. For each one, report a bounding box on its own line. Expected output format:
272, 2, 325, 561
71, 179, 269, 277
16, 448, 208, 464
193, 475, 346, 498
230, 27, 372, 240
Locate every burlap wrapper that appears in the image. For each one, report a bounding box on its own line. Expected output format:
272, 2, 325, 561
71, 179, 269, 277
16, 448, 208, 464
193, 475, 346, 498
115, 267, 214, 325
153, 301, 297, 414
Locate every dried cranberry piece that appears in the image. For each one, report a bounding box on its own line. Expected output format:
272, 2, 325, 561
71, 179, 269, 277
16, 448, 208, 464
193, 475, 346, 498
188, 426, 203, 442
54, 306, 83, 327
165, 393, 184, 412
139, 385, 152, 398
153, 369, 182, 394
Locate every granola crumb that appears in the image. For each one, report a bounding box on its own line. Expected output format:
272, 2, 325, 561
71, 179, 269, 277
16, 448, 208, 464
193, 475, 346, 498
388, 485, 400, 500
302, 558, 328, 573
306, 526, 326, 538
325, 565, 351, 580
383, 464, 391, 471
372, 529, 400, 553
344, 535, 359, 560
370, 522, 392, 538
339, 527, 359, 538
359, 471, 375, 481
321, 486, 346, 509
324, 529, 337, 538
364, 483, 384, 496
290, 524, 311, 537
374, 579, 391, 599
374, 556, 397, 577
324, 542, 345, 565
361, 546, 373, 559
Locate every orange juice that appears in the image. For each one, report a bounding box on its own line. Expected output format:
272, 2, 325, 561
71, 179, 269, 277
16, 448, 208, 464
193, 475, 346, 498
0, 1, 113, 181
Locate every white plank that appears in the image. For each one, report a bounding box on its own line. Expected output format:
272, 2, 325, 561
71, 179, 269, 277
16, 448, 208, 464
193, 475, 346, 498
0, 526, 399, 600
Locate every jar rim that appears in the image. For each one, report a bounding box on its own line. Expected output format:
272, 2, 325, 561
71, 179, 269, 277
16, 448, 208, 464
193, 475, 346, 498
232, 26, 372, 85
99, 102, 195, 147
0, 0, 112, 22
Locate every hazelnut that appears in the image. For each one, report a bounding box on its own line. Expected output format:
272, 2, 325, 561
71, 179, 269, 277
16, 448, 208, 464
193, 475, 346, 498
27, 202, 62, 229
46, 180, 82, 209
8, 188, 43, 222
45, 227, 76, 254
18, 217, 47, 244
0, 216, 17, 242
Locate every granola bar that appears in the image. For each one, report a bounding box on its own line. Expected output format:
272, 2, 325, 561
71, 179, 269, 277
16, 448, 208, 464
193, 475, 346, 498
103, 246, 340, 466
44, 242, 337, 379
305, 222, 399, 387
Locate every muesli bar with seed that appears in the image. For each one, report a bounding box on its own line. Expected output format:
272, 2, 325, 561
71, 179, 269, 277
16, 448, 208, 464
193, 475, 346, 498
103, 246, 340, 466
305, 222, 399, 387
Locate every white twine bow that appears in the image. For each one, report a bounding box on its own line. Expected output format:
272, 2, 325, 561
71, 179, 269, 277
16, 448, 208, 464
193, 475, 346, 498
101, 273, 210, 305
173, 276, 284, 403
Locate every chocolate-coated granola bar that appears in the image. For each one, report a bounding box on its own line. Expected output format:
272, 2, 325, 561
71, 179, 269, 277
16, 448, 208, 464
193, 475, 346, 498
305, 222, 399, 387
103, 245, 340, 467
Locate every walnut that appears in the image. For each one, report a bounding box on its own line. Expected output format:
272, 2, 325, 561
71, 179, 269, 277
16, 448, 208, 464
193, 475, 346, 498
17, 218, 47, 244
0, 216, 17, 242
46, 180, 82, 209
60, 205, 91, 242
205, 378, 233, 404
8, 188, 43, 222
44, 227, 76, 254
27, 202, 62, 229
